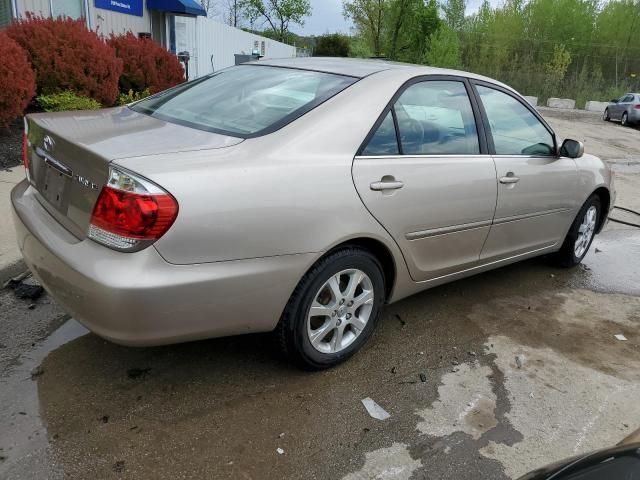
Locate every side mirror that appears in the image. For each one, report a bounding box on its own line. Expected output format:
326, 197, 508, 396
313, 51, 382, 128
610, 98, 619, 103
560, 139, 584, 158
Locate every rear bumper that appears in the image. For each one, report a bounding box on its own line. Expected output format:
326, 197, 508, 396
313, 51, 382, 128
11, 180, 312, 346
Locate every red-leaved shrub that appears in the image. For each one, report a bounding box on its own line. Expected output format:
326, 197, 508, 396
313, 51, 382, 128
108, 32, 185, 94
5, 15, 122, 105
0, 32, 36, 128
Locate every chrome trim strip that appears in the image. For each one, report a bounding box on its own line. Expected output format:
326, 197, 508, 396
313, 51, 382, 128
355, 154, 493, 160
406, 220, 492, 240
35, 149, 73, 178
493, 208, 570, 225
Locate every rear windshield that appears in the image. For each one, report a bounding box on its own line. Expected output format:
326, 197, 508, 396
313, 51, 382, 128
131, 65, 357, 137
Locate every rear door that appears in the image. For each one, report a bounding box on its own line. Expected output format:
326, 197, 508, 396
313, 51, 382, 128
472, 82, 578, 261
352, 77, 497, 282
613, 94, 633, 119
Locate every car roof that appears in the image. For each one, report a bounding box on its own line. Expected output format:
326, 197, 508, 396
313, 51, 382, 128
255, 57, 511, 87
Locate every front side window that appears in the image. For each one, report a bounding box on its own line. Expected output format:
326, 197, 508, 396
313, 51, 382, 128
477, 85, 555, 156
132, 65, 356, 137
394, 80, 480, 155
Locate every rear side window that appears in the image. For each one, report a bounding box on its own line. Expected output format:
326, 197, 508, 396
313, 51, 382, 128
361, 80, 480, 156
394, 81, 479, 155
132, 65, 356, 137
477, 85, 555, 156
362, 112, 399, 155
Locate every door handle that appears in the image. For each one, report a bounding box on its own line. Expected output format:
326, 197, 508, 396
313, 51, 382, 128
499, 173, 520, 184
370, 179, 404, 191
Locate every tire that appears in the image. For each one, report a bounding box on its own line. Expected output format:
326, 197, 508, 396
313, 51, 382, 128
603, 108, 610, 121
621, 112, 628, 126
276, 247, 386, 370
555, 195, 601, 267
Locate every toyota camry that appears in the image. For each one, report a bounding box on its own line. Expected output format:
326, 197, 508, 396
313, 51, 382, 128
12, 58, 615, 369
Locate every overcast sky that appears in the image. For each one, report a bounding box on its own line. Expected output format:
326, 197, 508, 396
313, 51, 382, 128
290, 0, 502, 36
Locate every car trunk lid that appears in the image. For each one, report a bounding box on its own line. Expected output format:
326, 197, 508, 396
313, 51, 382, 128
25, 108, 243, 239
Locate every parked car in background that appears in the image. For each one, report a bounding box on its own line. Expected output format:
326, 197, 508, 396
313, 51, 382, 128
603, 92, 640, 126
12, 58, 616, 369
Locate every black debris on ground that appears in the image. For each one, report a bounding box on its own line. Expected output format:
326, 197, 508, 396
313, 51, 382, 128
419, 373, 427, 383
0, 120, 24, 170
4, 273, 44, 301
127, 368, 151, 379
113, 460, 125, 473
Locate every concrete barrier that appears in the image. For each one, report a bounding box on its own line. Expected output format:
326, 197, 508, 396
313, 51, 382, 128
547, 98, 576, 109
523, 96, 538, 106
585, 101, 609, 112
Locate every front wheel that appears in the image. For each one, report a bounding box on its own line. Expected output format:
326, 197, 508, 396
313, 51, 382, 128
554, 195, 601, 267
276, 247, 385, 369
603, 108, 610, 121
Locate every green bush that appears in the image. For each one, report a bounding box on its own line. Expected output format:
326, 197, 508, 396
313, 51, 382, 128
37, 91, 101, 112
117, 88, 151, 106
314, 34, 350, 57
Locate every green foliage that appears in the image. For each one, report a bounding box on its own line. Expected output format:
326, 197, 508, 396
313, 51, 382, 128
348, 35, 374, 58
37, 91, 101, 112
342, 0, 387, 57
344, 0, 640, 103
442, 0, 466, 31
543, 45, 572, 98
314, 34, 351, 57
117, 88, 151, 106
243, 0, 311, 42
424, 25, 462, 69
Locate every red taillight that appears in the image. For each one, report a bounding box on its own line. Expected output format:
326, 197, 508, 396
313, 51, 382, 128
635, 104, 640, 110
88, 167, 178, 251
91, 187, 178, 239
23, 132, 29, 170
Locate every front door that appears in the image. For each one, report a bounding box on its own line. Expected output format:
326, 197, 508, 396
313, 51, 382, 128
473, 83, 579, 261
352, 78, 497, 282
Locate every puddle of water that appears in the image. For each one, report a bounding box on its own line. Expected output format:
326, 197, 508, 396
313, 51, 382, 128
0, 320, 87, 479
574, 230, 640, 296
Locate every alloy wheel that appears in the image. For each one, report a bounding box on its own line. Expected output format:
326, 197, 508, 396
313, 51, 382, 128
574, 206, 597, 258
306, 269, 374, 354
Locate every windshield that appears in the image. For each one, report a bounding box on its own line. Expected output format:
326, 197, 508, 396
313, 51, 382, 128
131, 65, 357, 137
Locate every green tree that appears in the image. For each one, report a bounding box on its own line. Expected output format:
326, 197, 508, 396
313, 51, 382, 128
343, 0, 387, 56
424, 24, 462, 68
243, 0, 312, 42
314, 34, 351, 57
442, 0, 466, 30
386, 0, 440, 62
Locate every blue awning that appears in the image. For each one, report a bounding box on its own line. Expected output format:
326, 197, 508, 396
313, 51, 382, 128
147, 0, 206, 16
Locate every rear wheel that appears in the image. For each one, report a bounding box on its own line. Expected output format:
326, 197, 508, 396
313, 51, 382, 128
277, 247, 385, 369
603, 108, 610, 121
555, 195, 601, 267
621, 112, 629, 126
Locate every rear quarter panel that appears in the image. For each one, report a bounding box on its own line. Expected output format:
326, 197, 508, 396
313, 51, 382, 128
116, 70, 415, 268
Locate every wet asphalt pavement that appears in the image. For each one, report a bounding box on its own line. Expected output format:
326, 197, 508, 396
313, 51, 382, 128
1, 109, 639, 479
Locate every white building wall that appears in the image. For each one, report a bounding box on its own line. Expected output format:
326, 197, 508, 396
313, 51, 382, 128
15, 0, 152, 36
194, 17, 296, 78
88, 4, 152, 37
16, 0, 50, 17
